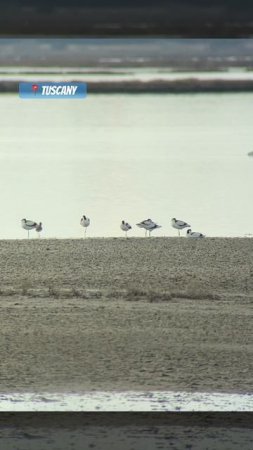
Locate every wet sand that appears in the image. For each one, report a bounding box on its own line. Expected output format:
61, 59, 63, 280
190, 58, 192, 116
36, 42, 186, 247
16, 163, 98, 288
0, 238, 252, 393
0, 413, 252, 450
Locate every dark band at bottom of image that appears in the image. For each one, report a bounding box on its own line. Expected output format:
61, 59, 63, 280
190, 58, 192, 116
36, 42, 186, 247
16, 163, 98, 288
0, 412, 252, 450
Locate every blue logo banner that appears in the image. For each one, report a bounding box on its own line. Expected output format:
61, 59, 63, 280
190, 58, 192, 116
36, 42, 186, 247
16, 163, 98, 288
19, 82, 87, 99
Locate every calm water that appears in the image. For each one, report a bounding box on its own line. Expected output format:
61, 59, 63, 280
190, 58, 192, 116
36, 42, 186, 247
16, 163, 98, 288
2, 67, 253, 82
1, 391, 253, 411
1, 391, 253, 448
1, 91, 253, 238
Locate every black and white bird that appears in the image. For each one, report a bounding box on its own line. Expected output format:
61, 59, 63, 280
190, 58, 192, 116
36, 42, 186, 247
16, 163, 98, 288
21, 218, 37, 239
136, 218, 154, 237
171, 217, 191, 236
80, 215, 90, 237
147, 222, 161, 236
35, 222, 43, 238
186, 229, 205, 238
136, 219, 161, 237
120, 220, 132, 237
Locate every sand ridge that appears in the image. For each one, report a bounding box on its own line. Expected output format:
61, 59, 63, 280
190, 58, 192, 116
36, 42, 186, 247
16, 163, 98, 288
1, 237, 253, 299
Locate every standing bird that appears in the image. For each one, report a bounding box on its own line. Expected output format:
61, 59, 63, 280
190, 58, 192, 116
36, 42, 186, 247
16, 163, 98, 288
171, 218, 191, 236
80, 215, 90, 237
137, 219, 161, 237
146, 222, 161, 237
35, 222, 43, 238
120, 220, 132, 237
21, 218, 37, 239
136, 219, 154, 237
186, 229, 205, 238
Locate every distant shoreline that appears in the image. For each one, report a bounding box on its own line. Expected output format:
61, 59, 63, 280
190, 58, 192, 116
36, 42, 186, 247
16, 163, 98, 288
2, 79, 253, 93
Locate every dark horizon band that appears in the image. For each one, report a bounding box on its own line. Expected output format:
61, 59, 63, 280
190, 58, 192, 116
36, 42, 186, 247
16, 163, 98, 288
1, 0, 253, 37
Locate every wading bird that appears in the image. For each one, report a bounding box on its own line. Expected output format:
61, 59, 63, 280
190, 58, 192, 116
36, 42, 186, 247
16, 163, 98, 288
35, 222, 43, 238
120, 220, 132, 237
146, 222, 161, 236
171, 217, 190, 236
21, 218, 37, 239
186, 229, 205, 238
137, 219, 161, 237
80, 215, 90, 237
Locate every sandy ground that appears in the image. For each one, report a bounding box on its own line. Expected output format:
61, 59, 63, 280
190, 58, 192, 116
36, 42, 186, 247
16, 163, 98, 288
0, 413, 252, 450
0, 238, 253, 393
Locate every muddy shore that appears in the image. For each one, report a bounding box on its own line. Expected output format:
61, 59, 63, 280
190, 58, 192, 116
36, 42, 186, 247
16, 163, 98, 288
0, 413, 252, 450
0, 238, 252, 393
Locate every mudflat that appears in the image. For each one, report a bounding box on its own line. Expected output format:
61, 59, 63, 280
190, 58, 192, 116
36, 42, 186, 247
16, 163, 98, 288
0, 413, 252, 450
0, 238, 252, 393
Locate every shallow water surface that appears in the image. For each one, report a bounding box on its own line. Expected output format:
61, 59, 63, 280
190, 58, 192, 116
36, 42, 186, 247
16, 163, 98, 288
1, 90, 253, 238
1, 391, 253, 411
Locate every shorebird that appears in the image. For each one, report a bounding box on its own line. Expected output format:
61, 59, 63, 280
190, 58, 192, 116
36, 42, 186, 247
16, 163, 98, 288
186, 229, 205, 238
137, 219, 161, 237
137, 219, 154, 237
171, 218, 191, 236
35, 222, 42, 238
120, 220, 132, 237
21, 218, 37, 239
80, 215, 90, 237
147, 222, 162, 236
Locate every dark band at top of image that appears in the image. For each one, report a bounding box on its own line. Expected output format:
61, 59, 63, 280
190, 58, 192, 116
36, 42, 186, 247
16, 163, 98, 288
1, 0, 253, 37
